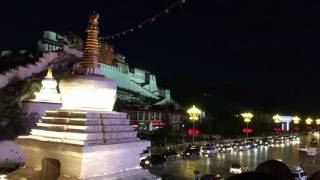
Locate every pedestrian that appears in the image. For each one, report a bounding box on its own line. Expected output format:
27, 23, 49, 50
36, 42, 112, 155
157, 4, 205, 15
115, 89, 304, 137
194, 168, 200, 180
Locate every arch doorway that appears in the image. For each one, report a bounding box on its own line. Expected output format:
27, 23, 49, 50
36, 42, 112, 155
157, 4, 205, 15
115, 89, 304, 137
41, 158, 61, 180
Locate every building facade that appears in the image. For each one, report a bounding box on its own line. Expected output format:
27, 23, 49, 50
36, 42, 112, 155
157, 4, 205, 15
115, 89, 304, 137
36, 31, 185, 131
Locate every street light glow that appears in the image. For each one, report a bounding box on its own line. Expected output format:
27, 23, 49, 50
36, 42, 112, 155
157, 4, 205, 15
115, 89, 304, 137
292, 116, 300, 124
306, 118, 313, 125
241, 112, 253, 123
187, 105, 201, 121
187, 105, 201, 143
273, 114, 281, 124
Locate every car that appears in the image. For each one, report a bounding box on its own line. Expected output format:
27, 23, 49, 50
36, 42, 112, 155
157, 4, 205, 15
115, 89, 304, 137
140, 154, 167, 167
182, 145, 200, 159
291, 166, 307, 180
218, 143, 232, 153
299, 146, 308, 152
306, 148, 319, 156
140, 149, 151, 161
162, 148, 179, 160
201, 145, 217, 157
229, 163, 248, 174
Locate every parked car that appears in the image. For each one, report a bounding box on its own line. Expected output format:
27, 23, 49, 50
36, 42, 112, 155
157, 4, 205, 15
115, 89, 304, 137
306, 148, 319, 156
200, 145, 217, 157
291, 166, 307, 180
162, 148, 179, 160
299, 146, 308, 152
229, 163, 248, 174
182, 145, 200, 159
140, 149, 151, 161
140, 154, 167, 167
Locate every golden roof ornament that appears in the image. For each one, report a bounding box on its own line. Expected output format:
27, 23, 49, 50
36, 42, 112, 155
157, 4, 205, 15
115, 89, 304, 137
80, 11, 100, 75
45, 66, 53, 79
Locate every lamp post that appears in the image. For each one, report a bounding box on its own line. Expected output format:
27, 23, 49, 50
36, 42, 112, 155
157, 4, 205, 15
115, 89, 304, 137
316, 119, 320, 131
273, 114, 281, 132
241, 112, 253, 138
292, 116, 300, 132
306, 118, 313, 132
187, 105, 201, 143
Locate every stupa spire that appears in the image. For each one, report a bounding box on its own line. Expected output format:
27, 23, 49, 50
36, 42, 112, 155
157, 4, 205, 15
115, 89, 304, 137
81, 11, 100, 75
45, 66, 53, 79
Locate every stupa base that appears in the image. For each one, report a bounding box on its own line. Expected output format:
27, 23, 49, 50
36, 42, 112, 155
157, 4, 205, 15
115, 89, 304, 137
9, 138, 151, 180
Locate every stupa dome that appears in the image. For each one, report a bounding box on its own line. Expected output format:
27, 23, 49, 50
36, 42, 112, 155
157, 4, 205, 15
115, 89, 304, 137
59, 75, 117, 111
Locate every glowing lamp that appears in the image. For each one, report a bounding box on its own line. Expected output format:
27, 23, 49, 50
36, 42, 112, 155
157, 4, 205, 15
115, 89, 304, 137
187, 105, 201, 121
292, 116, 300, 124
306, 118, 313, 125
273, 114, 281, 124
187, 105, 201, 143
316, 119, 320, 125
241, 112, 253, 123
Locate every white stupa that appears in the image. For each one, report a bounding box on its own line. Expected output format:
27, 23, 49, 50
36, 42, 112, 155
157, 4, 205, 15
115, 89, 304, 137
22, 67, 62, 117
34, 67, 61, 103
9, 12, 153, 180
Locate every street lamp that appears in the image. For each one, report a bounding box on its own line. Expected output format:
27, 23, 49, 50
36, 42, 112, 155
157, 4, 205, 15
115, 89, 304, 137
306, 118, 313, 125
293, 116, 300, 125
273, 114, 281, 133
316, 119, 320, 131
187, 105, 201, 143
241, 112, 253, 138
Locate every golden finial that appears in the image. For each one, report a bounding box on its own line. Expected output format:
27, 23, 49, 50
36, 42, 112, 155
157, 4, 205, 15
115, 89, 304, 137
45, 67, 53, 79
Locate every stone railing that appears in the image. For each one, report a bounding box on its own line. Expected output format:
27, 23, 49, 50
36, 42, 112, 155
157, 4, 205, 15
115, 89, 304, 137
0, 47, 83, 89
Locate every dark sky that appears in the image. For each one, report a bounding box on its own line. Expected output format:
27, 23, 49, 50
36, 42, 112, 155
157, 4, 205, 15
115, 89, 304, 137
1, 0, 320, 113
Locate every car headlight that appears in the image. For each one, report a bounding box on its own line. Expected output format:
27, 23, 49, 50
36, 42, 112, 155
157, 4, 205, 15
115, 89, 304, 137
187, 153, 190, 155
145, 160, 150, 165
206, 150, 211, 153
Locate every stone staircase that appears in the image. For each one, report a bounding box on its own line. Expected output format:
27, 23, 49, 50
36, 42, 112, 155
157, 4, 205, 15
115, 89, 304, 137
28, 109, 139, 146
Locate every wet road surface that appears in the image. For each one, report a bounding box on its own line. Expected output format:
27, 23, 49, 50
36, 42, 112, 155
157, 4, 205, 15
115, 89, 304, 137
147, 135, 320, 179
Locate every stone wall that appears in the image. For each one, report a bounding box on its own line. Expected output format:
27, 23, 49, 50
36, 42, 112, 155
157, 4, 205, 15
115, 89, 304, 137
0, 140, 25, 165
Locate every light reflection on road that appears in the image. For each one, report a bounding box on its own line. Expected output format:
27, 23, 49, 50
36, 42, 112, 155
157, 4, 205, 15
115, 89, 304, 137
148, 136, 319, 179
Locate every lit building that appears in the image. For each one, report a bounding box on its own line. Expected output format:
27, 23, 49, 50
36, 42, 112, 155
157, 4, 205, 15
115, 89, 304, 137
35, 30, 184, 132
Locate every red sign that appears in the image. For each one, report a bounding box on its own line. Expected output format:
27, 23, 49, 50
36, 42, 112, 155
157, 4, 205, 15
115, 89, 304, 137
151, 122, 165, 126
292, 127, 299, 131
273, 128, 281, 132
242, 128, 252, 133
187, 129, 200, 135
306, 126, 313, 130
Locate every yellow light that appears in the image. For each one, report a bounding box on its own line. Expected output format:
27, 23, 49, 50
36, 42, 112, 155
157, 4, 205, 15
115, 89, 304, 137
187, 105, 201, 121
292, 116, 300, 124
273, 114, 281, 124
241, 112, 253, 123
306, 118, 313, 125
316, 119, 320, 125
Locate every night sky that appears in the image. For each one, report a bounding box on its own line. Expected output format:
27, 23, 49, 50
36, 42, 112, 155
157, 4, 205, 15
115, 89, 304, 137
1, 0, 320, 114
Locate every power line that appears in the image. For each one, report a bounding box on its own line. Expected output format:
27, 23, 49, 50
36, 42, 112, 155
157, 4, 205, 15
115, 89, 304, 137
100, 0, 187, 41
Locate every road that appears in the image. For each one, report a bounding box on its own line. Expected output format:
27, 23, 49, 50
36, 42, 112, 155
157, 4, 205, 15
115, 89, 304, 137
147, 135, 320, 179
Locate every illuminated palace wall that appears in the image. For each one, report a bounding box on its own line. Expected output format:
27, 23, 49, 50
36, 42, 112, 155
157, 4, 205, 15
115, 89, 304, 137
37, 31, 179, 107
36, 31, 184, 131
